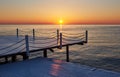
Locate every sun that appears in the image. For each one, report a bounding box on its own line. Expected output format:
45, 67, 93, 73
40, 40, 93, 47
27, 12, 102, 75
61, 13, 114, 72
59, 19, 63, 25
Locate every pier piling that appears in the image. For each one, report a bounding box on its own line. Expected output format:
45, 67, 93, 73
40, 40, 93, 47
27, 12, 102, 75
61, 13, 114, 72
16, 28, 19, 38
25, 35, 29, 59
57, 29, 59, 45
12, 55, 17, 62
60, 33, 62, 49
5, 56, 8, 63
43, 50, 47, 58
85, 30, 88, 43
33, 29, 35, 40
66, 45, 70, 62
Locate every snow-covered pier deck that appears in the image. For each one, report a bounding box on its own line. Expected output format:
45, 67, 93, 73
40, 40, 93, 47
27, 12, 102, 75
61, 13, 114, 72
0, 57, 120, 77
0, 30, 88, 63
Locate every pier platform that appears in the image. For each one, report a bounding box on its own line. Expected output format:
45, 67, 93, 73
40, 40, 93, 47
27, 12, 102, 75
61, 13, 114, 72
0, 57, 120, 77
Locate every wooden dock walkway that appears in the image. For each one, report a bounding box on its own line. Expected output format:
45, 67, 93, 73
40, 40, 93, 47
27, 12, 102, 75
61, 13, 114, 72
0, 29, 88, 63
0, 57, 120, 77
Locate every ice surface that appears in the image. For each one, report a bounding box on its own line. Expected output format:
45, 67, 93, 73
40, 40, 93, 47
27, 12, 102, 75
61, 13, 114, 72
0, 58, 120, 77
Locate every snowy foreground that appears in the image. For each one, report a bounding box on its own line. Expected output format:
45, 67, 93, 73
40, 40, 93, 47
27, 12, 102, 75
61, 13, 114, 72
0, 58, 120, 77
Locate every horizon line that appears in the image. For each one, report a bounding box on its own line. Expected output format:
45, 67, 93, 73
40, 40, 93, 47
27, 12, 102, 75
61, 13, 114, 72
0, 23, 120, 25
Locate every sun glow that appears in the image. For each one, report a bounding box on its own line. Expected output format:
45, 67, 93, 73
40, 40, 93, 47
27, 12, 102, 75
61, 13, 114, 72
59, 19, 63, 25
58, 19, 63, 32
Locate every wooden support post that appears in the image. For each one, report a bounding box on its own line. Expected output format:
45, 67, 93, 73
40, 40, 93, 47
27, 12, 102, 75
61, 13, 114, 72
85, 30, 88, 43
60, 33, 62, 49
12, 55, 17, 62
43, 49, 47, 58
66, 45, 70, 62
33, 29, 35, 40
23, 54, 26, 60
25, 35, 29, 59
23, 53, 28, 60
5, 56, 8, 63
16, 28, 19, 38
57, 29, 59, 45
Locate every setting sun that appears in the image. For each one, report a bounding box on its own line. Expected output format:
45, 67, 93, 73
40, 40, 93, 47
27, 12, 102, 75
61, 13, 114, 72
59, 19, 63, 25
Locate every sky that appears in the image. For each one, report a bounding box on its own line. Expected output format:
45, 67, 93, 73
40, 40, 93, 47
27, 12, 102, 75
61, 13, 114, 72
0, 0, 120, 24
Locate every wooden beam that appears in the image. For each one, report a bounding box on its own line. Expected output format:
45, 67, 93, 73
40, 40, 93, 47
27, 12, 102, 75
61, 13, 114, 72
77, 43, 84, 45
48, 48, 54, 52
29, 41, 85, 53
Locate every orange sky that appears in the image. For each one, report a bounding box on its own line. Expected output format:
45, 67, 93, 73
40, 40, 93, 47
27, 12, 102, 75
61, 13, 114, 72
0, 0, 120, 24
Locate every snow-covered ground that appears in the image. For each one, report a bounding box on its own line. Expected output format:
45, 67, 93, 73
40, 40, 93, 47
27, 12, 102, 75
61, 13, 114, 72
0, 57, 120, 77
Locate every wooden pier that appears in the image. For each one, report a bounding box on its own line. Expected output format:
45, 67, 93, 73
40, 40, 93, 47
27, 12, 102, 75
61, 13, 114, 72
0, 29, 88, 63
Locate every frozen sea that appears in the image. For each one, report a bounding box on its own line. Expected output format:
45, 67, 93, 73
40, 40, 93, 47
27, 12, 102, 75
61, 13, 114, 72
0, 25, 120, 72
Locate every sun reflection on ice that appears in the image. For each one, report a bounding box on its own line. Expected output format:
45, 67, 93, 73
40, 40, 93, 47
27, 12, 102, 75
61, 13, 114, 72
59, 19, 64, 32
49, 60, 63, 76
